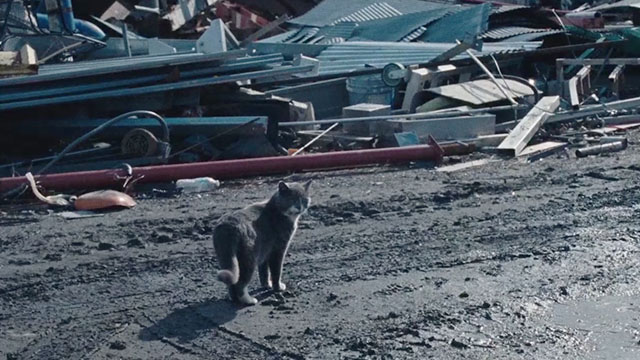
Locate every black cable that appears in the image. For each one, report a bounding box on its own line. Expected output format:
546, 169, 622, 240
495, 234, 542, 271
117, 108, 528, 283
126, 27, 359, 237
37, 110, 169, 175
1, 110, 170, 201
26, 0, 47, 34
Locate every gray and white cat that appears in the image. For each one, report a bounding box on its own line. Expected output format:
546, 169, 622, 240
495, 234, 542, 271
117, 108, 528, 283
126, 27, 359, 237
213, 181, 312, 305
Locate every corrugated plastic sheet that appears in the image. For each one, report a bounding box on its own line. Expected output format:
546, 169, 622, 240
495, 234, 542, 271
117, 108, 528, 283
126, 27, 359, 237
419, 3, 491, 43
288, 0, 456, 27
311, 41, 542, 75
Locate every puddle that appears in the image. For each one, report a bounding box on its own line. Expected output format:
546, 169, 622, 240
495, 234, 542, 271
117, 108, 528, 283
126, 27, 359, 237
552, 295, 640, 359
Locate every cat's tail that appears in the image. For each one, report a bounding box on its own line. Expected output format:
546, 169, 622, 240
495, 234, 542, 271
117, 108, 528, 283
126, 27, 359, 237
213, 225, 240, 285
217, 257, 239, 285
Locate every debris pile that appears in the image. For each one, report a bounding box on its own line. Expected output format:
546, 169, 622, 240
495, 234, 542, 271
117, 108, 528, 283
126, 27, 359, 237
2, 0, 640, 198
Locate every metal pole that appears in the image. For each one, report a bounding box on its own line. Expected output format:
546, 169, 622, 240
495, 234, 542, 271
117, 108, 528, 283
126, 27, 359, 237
0, 141, 445, 192
461, 41, 518, 107
122, 23, 132, 57
291, 123, 339, 156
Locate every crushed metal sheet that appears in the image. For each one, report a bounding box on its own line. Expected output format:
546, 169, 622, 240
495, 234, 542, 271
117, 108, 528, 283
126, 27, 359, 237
426, 79, 535, 106
309, 41, 542, 76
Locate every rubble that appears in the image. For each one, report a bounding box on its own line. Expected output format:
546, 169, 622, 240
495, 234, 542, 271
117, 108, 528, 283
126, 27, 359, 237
0, 0, 639, 196
5, 2, 640, 358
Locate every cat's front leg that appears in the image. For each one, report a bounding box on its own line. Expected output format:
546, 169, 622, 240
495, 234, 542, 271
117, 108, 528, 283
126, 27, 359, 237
268, 250, 287, 292
258, 262, 272, 289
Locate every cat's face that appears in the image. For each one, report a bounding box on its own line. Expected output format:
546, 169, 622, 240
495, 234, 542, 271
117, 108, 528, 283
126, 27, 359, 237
276, 181, 312, 217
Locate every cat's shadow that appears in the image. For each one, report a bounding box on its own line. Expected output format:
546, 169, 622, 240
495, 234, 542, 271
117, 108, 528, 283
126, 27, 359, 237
139, 290, 273, 343
139, 298, 238, 343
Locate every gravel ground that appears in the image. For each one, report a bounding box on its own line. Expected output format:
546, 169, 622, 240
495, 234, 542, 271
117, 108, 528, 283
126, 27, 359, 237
3, 133, 640, 359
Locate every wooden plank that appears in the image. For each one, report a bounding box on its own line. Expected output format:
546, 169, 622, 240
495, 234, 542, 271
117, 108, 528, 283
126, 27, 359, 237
568, 77, 580, 108
608, 64, 625, 97
19, 44, 38, 65
0, 52, 18, 66
518, 141, 568, 158
497, 96, 561, 157
437, 159, 492, 173
460, 134, 508, 148
568, 66, 591, 108
389, 114, 496, 141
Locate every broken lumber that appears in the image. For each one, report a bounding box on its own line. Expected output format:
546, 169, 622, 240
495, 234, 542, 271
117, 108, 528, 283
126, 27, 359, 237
497, 96, 560, 157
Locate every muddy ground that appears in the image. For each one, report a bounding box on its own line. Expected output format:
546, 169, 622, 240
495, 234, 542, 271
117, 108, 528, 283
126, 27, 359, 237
3, 135, 640, 360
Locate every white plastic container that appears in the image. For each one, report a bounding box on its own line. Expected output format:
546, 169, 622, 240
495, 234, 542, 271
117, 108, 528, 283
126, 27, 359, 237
176, 177, 220, 193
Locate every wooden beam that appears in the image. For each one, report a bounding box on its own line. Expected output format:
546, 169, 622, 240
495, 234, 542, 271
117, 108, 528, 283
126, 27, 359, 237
0, 52, 17, 66
437, 159, 492, 173
19, 44, 38, 65
519, 141, 568, 162
497, 96, 560, 157
568, 65, 591, 108
0, 50, 37, 77
608, 64, 625, 97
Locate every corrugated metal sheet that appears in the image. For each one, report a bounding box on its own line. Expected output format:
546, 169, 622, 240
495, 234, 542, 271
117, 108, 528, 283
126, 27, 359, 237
333, 2, 403, 24
590, 0, 640, 10
311, 41, 542, 75
273, 5, 461, 44
401, 26, 428, 42
419, 3, 491, 43
288, 0, 456, 27
481, 26, 553, 40
490, 5, 530, 15
0, 52, 314, 110
501, 29, 564, 42
350, 8, 454, 42
318, 23, 358, 39
274, 23, 356, 44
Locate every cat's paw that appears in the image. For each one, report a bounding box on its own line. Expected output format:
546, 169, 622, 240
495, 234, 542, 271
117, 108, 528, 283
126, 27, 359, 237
238, 294, 258, 306
274, 282, 286, 292
260, 280, 273, 289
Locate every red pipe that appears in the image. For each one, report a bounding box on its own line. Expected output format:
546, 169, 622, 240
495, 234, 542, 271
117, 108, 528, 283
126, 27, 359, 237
0, 141, 444, 192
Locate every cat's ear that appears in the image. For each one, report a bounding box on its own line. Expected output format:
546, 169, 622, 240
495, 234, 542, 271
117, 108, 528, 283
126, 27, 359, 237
303, 180, 312, 191
278, 181, 290, 193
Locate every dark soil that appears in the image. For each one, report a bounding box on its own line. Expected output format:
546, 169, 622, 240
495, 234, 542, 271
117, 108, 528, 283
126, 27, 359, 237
3, 136, 640, 359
